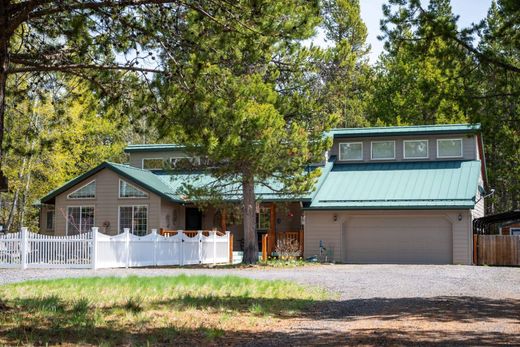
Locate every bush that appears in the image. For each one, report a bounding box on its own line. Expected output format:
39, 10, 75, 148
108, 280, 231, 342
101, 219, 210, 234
274, 238, 301, 260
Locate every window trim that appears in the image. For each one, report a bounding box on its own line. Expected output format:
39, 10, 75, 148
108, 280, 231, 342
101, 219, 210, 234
118, 179, 148, 199
141, 158, 164, 170
67, 180, 96, 200
339, 142, 363, 161
371, 140, 396, 160
118, 204, 148, 235
437, 138, 463, 158
403, 139, 429, 159
65, 205, 95, 235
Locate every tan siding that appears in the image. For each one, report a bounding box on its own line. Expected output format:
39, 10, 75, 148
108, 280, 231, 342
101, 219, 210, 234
128, 150, 189, 168
304, 211, 342, 262
472, 174, 485, 219
305, 210, 473, 264
53, 169, 161, 235
330, 134, 477, 163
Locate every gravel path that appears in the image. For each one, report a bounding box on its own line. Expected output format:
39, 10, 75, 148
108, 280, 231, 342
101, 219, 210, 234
1, 264, 519, 299
1, 265, 519, 346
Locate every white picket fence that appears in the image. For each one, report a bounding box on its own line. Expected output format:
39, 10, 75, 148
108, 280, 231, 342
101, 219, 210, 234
0, 227, 231, 269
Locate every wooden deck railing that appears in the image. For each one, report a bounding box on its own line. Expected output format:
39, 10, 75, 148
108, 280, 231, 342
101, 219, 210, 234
160, 229, 226, 237
261, 230, 304, 261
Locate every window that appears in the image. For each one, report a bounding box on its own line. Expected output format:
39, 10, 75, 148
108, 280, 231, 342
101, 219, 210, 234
119, 205, 148, 235
404, 140, 429, 159
67, 180, 96, 199
371, 141, 395, 160
256, 207, 271, 231
437, 139, 463, 158
119, 179, 148, 198
511, 228, 520, 236
142, 158, 164, 170
46, 210, 55, 230
339, 142, 363, 161
170, 156, 200, 168
66, 206, 95, 235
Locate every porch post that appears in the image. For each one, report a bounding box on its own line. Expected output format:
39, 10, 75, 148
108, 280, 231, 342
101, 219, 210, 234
268, 203, 276, 256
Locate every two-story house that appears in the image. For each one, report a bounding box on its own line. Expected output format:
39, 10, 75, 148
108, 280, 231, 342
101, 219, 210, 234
39, 123, 486, 264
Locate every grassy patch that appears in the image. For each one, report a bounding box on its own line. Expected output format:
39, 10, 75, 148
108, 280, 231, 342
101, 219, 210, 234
0, 275, 327, 346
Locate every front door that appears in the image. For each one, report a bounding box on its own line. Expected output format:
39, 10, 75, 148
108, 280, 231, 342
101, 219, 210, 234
185, 207, 202, 230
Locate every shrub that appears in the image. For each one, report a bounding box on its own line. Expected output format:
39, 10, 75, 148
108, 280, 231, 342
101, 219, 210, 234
274, 238, 301, 260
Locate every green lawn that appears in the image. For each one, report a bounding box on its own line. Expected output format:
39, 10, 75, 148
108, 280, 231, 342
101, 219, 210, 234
0, 275, 328, 346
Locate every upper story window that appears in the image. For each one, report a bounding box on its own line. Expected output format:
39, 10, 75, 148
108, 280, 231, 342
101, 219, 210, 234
142, 158, 164, 170
67, 180, 96, 199
404, 140, 429, 159
339, 142, 363, 161
437, 138, 463, 158
371, 141, 395, 160
119, 179, 148, 198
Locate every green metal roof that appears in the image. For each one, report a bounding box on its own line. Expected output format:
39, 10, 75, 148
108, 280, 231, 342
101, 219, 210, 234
124, 144, 186, 153
329, 123, 481, 138
41, 162, 312, 204
309, 160, 482, 209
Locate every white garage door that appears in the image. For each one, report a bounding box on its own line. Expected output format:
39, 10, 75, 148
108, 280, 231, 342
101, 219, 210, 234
343, 216, 453, 264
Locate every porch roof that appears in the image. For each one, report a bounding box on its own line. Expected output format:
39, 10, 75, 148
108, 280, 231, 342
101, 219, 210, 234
309, 160, 482, 209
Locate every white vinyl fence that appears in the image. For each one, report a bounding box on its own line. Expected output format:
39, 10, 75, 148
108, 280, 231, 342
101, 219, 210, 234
0, 228, 231, 269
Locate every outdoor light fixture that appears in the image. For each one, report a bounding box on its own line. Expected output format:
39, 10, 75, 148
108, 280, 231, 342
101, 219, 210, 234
333, 214, 338, 222
458, 214, 462, 221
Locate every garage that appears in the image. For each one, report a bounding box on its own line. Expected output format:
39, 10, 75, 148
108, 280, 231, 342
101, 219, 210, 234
343, 216, 453, 264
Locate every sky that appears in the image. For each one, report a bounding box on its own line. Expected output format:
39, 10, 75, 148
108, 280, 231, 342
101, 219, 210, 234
358, 0, 494, 63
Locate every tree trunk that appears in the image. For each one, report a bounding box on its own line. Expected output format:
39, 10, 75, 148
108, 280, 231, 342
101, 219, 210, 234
242, 173, 258, 264
0, 1, 8, 179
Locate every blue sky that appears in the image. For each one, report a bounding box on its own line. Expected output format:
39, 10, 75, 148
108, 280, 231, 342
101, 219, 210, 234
359, 0, 493, 63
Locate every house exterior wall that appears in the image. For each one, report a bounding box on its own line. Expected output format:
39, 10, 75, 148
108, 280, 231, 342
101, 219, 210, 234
128, 150, 189, 168
330, 134, 477, 163
304, 209, 473, 264
52, 169, 162, 235
39, 204, 55, 235
500, 223, 520, 235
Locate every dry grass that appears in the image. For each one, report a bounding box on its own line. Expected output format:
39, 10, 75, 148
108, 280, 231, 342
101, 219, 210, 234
0, 275, 328, 346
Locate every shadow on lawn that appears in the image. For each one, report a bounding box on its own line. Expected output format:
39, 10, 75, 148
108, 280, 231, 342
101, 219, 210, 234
1, 295, 519, 346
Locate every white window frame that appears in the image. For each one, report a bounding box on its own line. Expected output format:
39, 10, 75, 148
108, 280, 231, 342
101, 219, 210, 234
118, 205, 148, 235
403, 139, 429, 159
339, 142, 363, 161
437, 138, 463, 158
371, 140, 396, 160
65, 205, 95, 235
118, 179, 148, 199
141, 158, 164, 170
67, 180, 96, 200
510, 228, 520, 236
170, 156, 200, 167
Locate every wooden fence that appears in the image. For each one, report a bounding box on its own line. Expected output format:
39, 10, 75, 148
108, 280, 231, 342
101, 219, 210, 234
474, 235, 520, 266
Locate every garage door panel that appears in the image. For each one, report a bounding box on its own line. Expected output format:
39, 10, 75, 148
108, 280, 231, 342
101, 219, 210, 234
344, 216, 452, 264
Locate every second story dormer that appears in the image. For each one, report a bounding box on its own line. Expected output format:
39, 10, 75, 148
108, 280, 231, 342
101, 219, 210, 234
328, 123, 482, 163
124, 144, 201, 170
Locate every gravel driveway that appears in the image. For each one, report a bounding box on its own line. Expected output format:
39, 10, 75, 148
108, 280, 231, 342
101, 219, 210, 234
1, 264, 519, 346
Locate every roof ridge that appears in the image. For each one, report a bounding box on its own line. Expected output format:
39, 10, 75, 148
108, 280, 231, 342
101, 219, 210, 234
332, 123, 480, 131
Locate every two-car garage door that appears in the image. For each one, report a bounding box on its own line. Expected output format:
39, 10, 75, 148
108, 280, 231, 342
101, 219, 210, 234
343, 216, 453, 264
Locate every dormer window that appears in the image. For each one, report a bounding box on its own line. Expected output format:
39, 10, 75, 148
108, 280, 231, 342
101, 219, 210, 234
339, 142, 363, 161
437, 139, 463, 158
371, 141, 395, 160
142, 158, 164, 170
67, 180, 96, 199
404, 140, 429, 159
